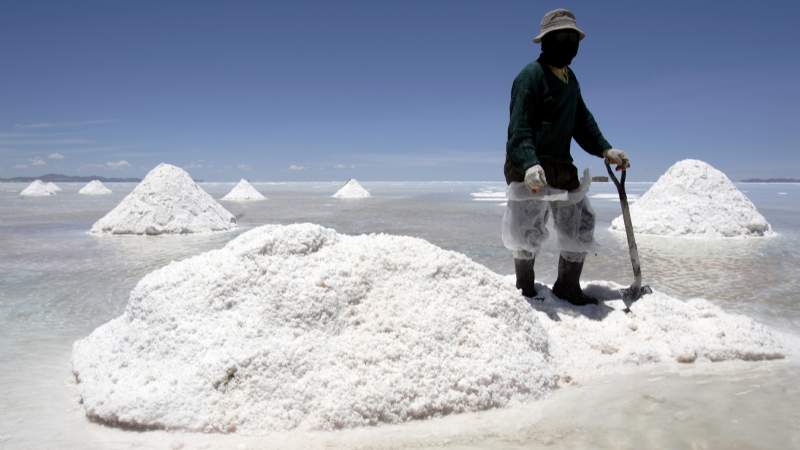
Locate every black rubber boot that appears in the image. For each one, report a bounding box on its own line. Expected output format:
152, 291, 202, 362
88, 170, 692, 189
552, 255, 598, 306
514, 258, 537, 297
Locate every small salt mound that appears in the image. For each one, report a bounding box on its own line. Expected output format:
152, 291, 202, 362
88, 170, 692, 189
46, 182, 62, 193
470, 191, 506, 202
470, 191, 506, 199
90, 163, 236, 235
221, 179, 266, 202
73, 223, 555, 432
590, 193, 639, 202
79, 180, 112, 196
611, 160, 771, 237
525, 281, 784, 377
333, 179, 370, 199
72, 224, 784, 433
20, 180, 55, 197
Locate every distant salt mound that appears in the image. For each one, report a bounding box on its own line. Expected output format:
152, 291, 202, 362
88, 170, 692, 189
221, 179, 266, 202
20, 180, 55, 197
46, 182, 62, 193
611, 160, 771, 237
79, 180, 112, 196
470, 191, 506, 202
590, 192, 639, 202
90, 163, 236, 235
72, 224, 784, 433
333, 178, 370, 199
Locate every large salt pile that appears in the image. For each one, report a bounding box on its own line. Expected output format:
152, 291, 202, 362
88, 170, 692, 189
333, 178, 370, 199
72, 224, 784, 433
221, 179, 266, 202
79, 180, 112, 195
19, 180, 55, 197
90, 163, 236, 235
611, 159, 771, 237
45, 182, 62, 193
73, 223, 555, 432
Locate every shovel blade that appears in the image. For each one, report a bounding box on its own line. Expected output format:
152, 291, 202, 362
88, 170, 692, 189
621, 284, 652, 312
622, 284, 652, 302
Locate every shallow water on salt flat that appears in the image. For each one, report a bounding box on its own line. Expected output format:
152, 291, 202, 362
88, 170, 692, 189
0, 179, 799, 449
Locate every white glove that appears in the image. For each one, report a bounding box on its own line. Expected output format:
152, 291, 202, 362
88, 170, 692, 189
524, 165, 547, 192
603, 148, 630, 170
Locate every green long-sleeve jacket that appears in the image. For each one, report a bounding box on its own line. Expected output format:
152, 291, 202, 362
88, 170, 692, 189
504, 57, 611, 184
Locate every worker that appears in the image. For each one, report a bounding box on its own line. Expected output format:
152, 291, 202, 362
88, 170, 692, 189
503, 8, 630, 305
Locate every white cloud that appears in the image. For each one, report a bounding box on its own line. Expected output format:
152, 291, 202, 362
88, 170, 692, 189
333, 163, 356, 169
85, 160, 131, 170
30, 157, 46, 167
185, 161, 204, 169
350, 150, 500, 168
236, 163, 252, 171
106, 160, 130, 169
48, 152, 65, 160
14, 164, 28, 169
0, 138, 92, 146
1, 145, 133, 157
288, 164, 306, 171
14, 119, 118, 129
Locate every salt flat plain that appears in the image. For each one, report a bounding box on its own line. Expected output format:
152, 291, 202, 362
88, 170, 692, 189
1, 180, 798, 449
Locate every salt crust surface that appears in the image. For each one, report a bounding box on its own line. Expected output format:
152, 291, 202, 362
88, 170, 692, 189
611, 159, 771, 237
333, 179, 370, 199
46, 182, 62, 193
91, 163, 236, 235
20, 180, 55, 197
590, 193, 639, 201
221, 179, 266, 202
79, 180, 112, 195
470, 192, 506, 199
72, 224, 785, 433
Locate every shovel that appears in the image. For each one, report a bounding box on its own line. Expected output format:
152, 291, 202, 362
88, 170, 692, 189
605, 161, 652, 312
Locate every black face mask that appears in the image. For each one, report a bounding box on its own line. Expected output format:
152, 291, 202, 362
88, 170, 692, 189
540, 30, 579, 68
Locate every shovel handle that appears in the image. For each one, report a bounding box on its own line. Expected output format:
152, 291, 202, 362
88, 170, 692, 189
604, 161, 644, 293
605, 160, 626, 190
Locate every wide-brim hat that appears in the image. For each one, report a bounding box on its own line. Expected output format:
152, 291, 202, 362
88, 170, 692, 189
533, 8, 586, 43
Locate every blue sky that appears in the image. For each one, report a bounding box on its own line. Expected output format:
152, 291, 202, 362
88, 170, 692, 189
1, 0, 798, 181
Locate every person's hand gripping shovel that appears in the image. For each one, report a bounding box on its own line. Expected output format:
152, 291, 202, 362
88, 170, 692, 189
604, 149, 652, 312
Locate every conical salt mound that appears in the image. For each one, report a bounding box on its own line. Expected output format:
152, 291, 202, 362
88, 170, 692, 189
221, 179, 266, 202
79, 180, 112, 196
20, 180, 55, 197
611, 159, 772, 237
72, 224, 783, 433
332, 178, 370, 199
46, 182, 62, 193
90, 163, 236, 235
